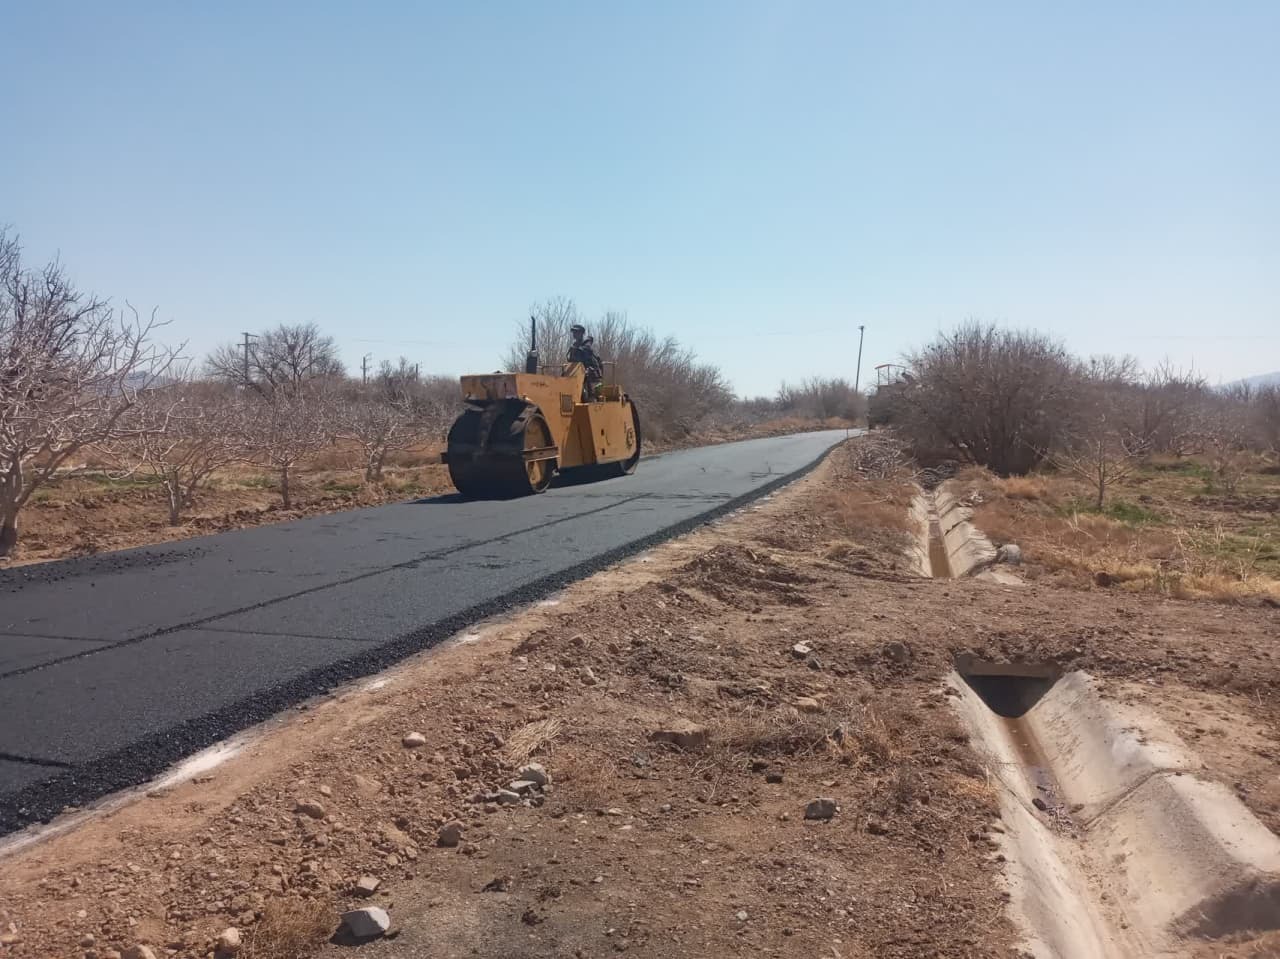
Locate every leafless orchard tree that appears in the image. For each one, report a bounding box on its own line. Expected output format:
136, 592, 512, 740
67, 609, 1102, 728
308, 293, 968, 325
1044, 356, 1149, 509
1200, 388, 1254, 495
240, 387, 333, 508
1252, 385, 1280, 458
1129, 362, 1207, 455
205, 322, 344, 394
0, 230, 176, 556
123, 379, 247, 524
337, 388, 448, 483
1049, 416, 1149, 510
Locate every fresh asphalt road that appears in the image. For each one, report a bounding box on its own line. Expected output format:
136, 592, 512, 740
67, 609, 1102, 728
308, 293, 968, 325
0, 429, 850, 833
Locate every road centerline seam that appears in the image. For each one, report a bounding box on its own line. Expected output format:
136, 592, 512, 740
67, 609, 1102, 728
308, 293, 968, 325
0, 492, 653, 680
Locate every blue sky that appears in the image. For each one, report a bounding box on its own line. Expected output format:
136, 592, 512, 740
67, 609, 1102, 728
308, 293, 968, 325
5, 2, 1277, 395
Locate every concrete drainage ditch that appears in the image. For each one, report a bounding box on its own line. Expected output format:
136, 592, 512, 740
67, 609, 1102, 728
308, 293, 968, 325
950, 656, 1280, 957
910, 482, 1019, 583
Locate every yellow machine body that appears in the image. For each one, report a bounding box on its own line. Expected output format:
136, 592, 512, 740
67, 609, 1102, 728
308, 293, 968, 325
444, 362, 641, 497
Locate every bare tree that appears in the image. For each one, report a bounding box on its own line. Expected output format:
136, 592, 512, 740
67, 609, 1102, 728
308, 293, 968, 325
1050, 417, 1148, 510
337, 388, 447, 482
124, 379, 246, 524
1202, 388, 1254, 495
0, 230, 176, 556
776, 378, 865, 421
1252, 385, 1280, 458
898, 322, 1079, 475
1130, 362, 1207, 455
504, 299, 733, 441
205, 322, 344, 394
240, 388, 332, 508
1044, 357, 1148, 509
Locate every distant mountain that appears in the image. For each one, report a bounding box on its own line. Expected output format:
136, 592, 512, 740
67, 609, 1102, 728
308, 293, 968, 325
1232, 371, 1280, 390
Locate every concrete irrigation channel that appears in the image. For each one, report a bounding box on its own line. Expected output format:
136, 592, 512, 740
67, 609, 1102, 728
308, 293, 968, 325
951, 661, 1280, 957
909, 480, 1280, 955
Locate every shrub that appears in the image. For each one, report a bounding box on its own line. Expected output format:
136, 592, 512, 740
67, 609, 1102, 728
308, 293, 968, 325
897, 322, 1079, 475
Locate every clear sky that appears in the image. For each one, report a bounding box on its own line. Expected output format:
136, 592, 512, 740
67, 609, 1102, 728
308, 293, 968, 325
5, 2, 1278, 396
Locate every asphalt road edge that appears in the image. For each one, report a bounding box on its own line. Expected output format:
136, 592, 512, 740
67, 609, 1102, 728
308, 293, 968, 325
0, 436, 847, 837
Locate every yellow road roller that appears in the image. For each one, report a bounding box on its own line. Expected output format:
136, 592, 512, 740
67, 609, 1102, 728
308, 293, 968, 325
442, 322, 641, 497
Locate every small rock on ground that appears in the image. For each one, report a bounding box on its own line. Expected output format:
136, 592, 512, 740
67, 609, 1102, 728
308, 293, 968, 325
341, 906, 392, 940
997, 543, 1023, 565
437, 821, 464, 847
355, 875, 381, 897
402, 732, 427, 748
293, 799, 326, 819
804, 797, 837, 820
882, 641, 911, 664
215, 927, 241, 956
518, 763, 549, 786
649, 724, 709, 752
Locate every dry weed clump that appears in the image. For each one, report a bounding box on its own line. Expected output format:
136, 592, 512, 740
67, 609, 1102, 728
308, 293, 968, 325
710, 705, 835, 760
241, 898, 334, 959
552, 749, 625, 810
998, 475, 1050, 500
709, 700, 903, 773
501, 717, 565, 763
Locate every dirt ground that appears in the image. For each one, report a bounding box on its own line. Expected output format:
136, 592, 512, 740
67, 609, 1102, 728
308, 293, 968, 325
1, 442, 1278, 959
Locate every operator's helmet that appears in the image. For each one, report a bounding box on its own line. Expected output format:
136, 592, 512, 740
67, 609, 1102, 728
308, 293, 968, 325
570, 324, 586, 338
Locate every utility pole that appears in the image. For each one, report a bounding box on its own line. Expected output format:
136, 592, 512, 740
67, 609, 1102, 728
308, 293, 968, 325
362, 353, 372, 385
240, 332, 258, 388
854, 324, 866, 394
854, 324, 866, 433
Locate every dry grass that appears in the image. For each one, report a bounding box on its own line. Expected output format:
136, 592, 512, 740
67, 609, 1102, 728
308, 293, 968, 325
998, 475, 1050, 500
710, 704, 835, 760
709, 700, 901, 771
501, 717, 565, 763
241, 898, 334, 959
821, 442, 918, 552
824, 485, 914, 540
552, 748, 624, 810
960, 462, 1280, 604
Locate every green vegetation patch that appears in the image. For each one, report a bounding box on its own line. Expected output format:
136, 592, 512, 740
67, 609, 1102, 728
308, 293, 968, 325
320, 479, 362, 494
1058, 497, 1165, 525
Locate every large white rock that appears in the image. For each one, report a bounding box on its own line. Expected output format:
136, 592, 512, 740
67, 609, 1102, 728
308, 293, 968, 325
341, 906, 392, 940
